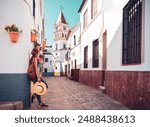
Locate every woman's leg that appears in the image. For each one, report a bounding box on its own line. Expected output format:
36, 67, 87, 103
32, 79, 43, 104
32, 79, 48, 107
40, 78, 48, 89
36, 94, 42, 104
31, 93, 36, 103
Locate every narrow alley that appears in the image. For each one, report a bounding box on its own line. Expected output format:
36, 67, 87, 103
30, 77, 128, 110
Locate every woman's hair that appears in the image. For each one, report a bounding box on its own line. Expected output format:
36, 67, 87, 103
31, 48, 38, 57
36, 43, 42, 51
39, 54, 44, 59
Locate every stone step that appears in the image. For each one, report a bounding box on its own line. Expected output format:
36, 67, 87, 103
0, 101, 23, 110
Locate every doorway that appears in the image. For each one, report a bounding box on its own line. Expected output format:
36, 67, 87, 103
65, 65, 67, 76
102, 31, 107, 86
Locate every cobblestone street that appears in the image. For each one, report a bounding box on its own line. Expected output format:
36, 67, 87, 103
30, 77, 128, 110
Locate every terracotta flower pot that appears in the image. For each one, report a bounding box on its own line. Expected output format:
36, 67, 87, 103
8, 32, 19, 43
31, 33, 37, 42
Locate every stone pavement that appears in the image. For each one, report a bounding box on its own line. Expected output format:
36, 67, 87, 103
30, 77, 128, 110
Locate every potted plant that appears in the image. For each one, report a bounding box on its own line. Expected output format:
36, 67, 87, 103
31, 29, 38, 42
5, 24, 22, 43
42, 39, 47, 49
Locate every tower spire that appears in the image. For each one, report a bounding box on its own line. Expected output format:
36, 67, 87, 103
56, 6, 67, 24
60, 5, 64, 11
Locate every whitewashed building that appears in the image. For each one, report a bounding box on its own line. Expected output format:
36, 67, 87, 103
0, 0, 44, 109
43, 46, 54, 76
79, 0, 104, 88
78, 0, 150, 109
64, 23, 81, 81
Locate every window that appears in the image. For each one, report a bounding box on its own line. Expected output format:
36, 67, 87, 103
68, 64, 70, 73
63, 44, 66, 49
33, 0, 35, 18
84, 46, 88, 68
71, 61, 73, 69
91, 0, 97, 19
93, 39, 99, 67
62, 33, 64, 37
45, 58, 48, 62
74, 35, 76, 46
50, 60, 52, 65
44, 68, 47, 72
63, 26, 66, 30
44, 49, 47, 52
83, 9, 88, 29
57, 33, 59, 38
56, 26, 58, 31
122, 0, 142, 64
56, 44, 58, 50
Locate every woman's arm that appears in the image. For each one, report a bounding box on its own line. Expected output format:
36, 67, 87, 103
34, 57, 41, 82
39, 64, 43, 77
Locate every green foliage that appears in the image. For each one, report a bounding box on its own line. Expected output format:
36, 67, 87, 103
5, 24, 22, 32
31, 29, 38, 34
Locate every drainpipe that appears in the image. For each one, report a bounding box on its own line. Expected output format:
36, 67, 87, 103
98, 0, 105, 41
23, 0, 36, 28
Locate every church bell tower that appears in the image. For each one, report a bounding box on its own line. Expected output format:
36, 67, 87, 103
53, 11, 70, 76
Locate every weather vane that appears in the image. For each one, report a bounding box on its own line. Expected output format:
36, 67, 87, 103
60, 5, 64, 11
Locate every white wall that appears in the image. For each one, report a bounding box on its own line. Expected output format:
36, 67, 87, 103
0, 0, 34, 73
44, 54, 54, 72
80, 0, 103, 70
53, 40, 67, 51
80, 0, 103, 33
0, 0, 44, 73
53, 49, 68, 63
79, 0, 150, 71
35, 0, 44, 43
68, 24, 81, 69
43, 46, 54, 73
106, 0, 150, 71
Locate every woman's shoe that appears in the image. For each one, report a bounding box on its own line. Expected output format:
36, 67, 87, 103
39, 103, 49, 107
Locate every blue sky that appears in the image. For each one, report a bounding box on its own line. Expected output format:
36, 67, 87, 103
44, 0, 82, 46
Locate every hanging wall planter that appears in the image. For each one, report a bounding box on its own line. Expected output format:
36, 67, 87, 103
8, 32, 19, 43
5, 24, 22, 43
31, 29, 38, 43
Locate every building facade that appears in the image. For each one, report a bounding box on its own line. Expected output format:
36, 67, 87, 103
78, 0, 150, 109
0, 0, 44, 109
43, 46, 54, 76
79, 0, 104, 88
64, 23, 81, 81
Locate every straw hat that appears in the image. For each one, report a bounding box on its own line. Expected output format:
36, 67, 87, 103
33, 82, 47, 95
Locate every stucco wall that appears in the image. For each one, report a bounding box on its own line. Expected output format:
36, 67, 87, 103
106, 0, 150, 71
80, 0, 103, 70
0, 0, 44, 109
69, 24, 81, 69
